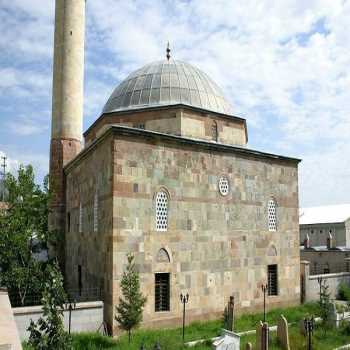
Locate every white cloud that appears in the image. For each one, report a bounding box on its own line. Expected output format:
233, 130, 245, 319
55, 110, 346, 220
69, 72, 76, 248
0, 149, 48, 184
2, 0, 350, 206
7, 116, 48, 136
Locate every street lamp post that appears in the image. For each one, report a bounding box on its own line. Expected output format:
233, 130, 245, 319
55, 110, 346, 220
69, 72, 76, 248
304, 317, 314, 350
180, 293, 189, 342
65, 298, 77, 334
261, 284, 268, 323
317, 276, 323, 305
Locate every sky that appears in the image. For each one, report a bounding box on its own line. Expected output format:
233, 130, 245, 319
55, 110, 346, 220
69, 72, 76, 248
0, 0, 350, 207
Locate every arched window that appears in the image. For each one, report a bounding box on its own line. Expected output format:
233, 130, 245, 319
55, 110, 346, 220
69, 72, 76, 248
156, 190, 168, 231
93, 190, 98, 232
211, 121, 218, 141
268, 198, 277, 231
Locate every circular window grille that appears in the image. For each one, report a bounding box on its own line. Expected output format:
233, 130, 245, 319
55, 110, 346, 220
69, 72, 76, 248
156, 191, 168, 231
218, 176, 230, 196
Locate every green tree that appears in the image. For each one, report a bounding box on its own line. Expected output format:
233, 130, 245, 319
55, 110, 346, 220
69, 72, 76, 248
27, 261, 71, 350
319, 279, 332, 331
115, 253, 147, 343
0, 165, 52, 305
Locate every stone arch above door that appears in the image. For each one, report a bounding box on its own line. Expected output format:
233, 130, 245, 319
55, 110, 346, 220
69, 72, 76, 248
156, 248, 171, 263
267, 244, 278, 257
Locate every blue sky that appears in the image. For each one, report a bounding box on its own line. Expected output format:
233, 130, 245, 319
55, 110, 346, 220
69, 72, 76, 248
1, 0, 350, 207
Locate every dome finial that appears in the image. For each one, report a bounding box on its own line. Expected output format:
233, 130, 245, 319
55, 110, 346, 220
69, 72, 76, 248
166, 42, 171, 61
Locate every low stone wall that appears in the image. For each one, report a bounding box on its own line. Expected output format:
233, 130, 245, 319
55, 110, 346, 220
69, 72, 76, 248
0, 289, 22, 350
13, 301, 104, 341
301, 261, 350, 302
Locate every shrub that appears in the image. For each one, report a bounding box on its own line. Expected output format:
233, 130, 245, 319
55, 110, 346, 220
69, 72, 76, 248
338, 282, 350, 302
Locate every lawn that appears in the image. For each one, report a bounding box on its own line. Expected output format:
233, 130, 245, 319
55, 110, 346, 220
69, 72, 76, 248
24, 302, 335, 350
240, 323, 350, 350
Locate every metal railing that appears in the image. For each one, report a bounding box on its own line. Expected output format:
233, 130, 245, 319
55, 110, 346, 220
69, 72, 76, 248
9, 287, 102, 308
309, 262, 350, 276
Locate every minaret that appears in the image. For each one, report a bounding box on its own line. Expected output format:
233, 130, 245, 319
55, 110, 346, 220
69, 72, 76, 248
49, 0, 85, 259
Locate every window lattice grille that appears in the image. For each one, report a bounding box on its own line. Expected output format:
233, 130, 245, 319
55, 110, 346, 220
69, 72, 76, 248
93, 191, 98, 232
156, 191, 168, 231
155, 273, 170, 312
268, 264, 278, 296
218, 176, 230, 196
79, 202, 83, 233
268, 199, 277, 231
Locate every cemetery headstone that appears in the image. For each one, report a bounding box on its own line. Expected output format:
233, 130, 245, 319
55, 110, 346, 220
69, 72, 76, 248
277, 315, 290, 350
245, 342, 252, 350
228, 296, 234, 331
256, 321, 268, 350
299, 319, 306, 336
256, 321, 262, 350
328, 302, 338, 328
212, 329, 240, 350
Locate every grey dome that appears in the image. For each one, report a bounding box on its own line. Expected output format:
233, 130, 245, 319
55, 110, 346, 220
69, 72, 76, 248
102, 60, 232, 115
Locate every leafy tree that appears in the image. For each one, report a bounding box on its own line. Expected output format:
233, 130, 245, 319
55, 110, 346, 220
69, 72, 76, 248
0, 165, 53, 305
115, 253, 147, 343
28, 261, 71, 349
319, 279, 332, 331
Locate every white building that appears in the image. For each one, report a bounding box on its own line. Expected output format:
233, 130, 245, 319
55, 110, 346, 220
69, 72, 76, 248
300, 204, 350, 247
300, 204, 350, 274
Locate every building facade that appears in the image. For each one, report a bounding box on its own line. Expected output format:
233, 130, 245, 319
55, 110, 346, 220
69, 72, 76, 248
300, 204, 350, 247
62, 61, 301, 333
49, 0, 301, 335
300, 204, 350, 275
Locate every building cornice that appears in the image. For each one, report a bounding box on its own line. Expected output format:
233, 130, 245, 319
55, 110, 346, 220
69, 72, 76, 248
65, 125, 301, 173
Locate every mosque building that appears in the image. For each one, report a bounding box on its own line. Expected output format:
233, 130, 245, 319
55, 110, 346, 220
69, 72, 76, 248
49, 0, 301, 333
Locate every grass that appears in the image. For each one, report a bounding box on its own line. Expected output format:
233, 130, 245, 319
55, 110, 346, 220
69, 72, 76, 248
240, 323, 350, 350
23, 302, 328, 350
234, 302, 320, 332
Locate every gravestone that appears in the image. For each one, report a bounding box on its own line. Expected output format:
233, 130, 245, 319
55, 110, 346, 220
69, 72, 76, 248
212, 329, 240, 350
245, 342, 252, 350
256, 321, 269, 350
277, 315, 290, 350
328, 302, 338, 328
228, 296, 235, 331
299, 319, 306, 336
256, 321, 262, 350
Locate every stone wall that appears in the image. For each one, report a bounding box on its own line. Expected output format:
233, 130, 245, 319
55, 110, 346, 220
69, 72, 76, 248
301, 261, 350, 302
300, 222, 346, 247
66, 127, 300, 334
300, 249, 350, 274
0, 289, 22, 350
181, 110, 246, 145
84, 106, 247, 147
13, 301, 103, 341
65, 133, 114, 330
111, 131, 300, 331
